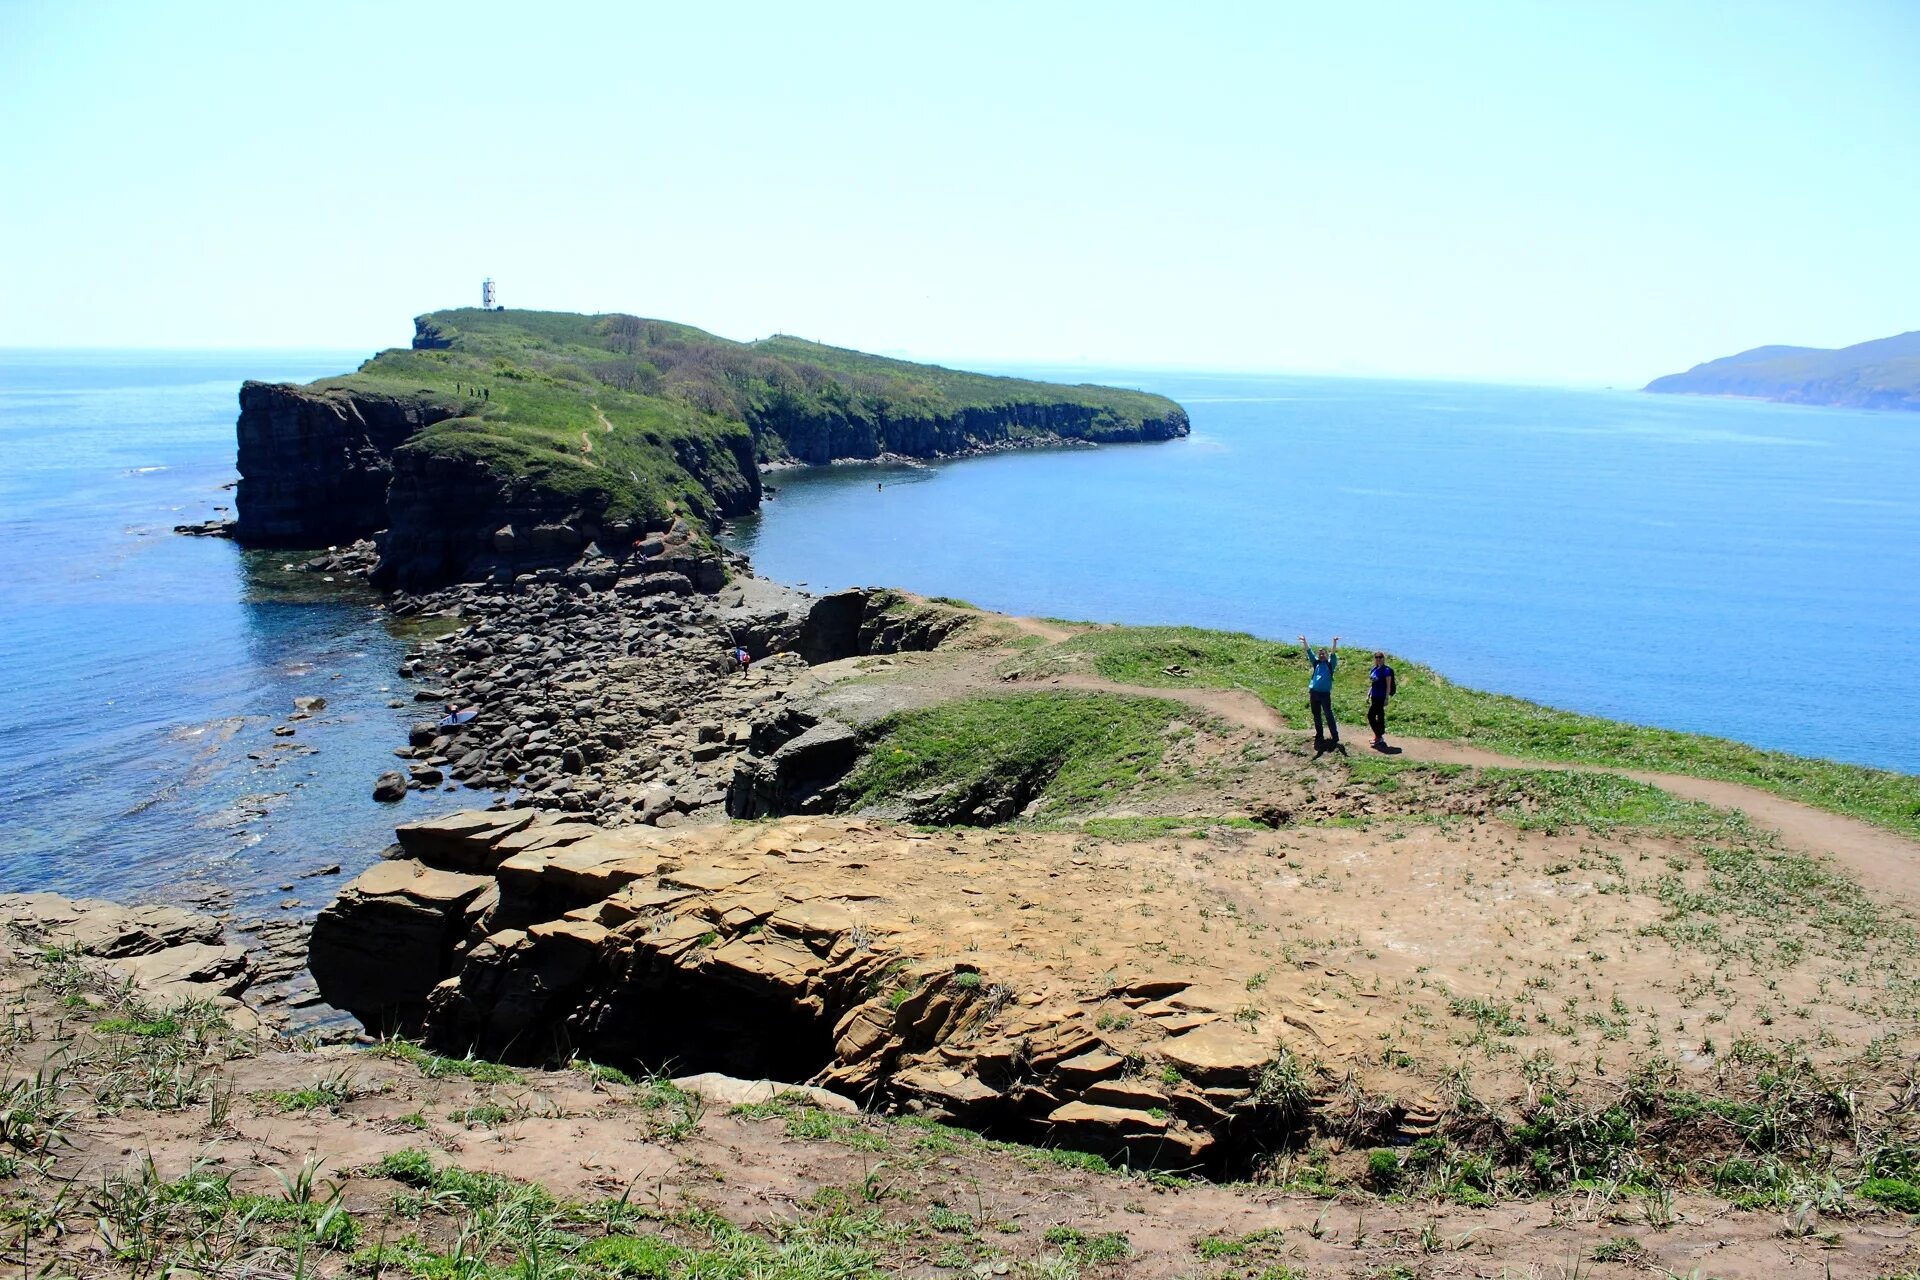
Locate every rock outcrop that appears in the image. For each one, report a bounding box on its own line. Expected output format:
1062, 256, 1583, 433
310, 811, 1369, 1170
380, 570, 973, 826
0, 893, 262, 1029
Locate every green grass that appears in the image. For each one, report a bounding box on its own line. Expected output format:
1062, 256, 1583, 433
1056, 815, 1266, 840
371, 1038, 519, 1083
843, 691, 1195, 820
1041, 1225, 1131, 1262
1860, 1176, 1920, 1213
1015, 625, 1920, 836
372, 1148, 542, 1212
95, 1015, 183, 1038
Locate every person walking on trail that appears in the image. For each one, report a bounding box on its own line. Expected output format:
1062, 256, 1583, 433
1298, 635, 1341, 753
1367, 650, 1397, 749
732, 645, 752, 675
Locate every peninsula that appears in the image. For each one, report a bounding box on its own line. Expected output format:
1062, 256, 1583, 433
6, 308, 1915, 1277
234, 309, 1188, 588
1645, 328, 1920, 411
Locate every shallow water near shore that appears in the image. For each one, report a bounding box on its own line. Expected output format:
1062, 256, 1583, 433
0, 351, 473, 914
729, 370, 1920, 773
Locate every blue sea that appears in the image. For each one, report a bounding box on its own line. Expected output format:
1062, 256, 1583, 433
728, 371, 1920, 775
0, 351, 472, 914
1, 358, 1914, 916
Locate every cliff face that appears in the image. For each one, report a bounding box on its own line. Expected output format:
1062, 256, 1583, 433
754, 399, 1189, 464
369, 428, 758, 589
234, 383, 460, 545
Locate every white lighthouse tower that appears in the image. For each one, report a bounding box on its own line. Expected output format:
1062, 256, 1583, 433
481, 277, 498, 310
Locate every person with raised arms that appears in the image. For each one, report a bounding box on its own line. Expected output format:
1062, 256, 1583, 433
1298, 634, 1342, 754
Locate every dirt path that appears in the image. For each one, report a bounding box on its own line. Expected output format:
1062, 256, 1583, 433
1022, 670, 1920, 905
1005, 614, 1077, 643
1389, 735, 1920, 906
1043, 672, 1285, 734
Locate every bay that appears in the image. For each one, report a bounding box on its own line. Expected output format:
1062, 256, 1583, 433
726, 372, 1920, 774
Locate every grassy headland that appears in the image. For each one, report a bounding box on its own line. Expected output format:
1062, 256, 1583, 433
1002, 624, 1920, 837
299, 308, 1189, 537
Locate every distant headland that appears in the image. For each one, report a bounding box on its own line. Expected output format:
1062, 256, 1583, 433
1645, 329, 1920, 411
233, 308, 1189, 589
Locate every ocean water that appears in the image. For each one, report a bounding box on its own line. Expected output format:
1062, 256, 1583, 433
727, 372, 1920, 774
0, 351, 472, 913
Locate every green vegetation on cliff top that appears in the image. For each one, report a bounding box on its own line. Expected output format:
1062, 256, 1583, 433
1007, 625, 1920, 837
302, 307, 1186, 531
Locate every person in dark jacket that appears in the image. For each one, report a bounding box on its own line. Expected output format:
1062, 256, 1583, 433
1367, 651, 1397, 749
1298, 634, 1341, 752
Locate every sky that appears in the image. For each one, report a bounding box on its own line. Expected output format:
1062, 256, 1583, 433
2, 1, 1916, 383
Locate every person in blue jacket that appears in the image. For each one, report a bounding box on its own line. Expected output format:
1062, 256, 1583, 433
1298, 634, 1341, 753
1367, 651, 1398, 749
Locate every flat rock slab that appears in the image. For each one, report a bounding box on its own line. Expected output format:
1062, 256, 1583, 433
672, 1072, 859, 1115
0, 893, 223, 957
1161, 1024, 1273, 1085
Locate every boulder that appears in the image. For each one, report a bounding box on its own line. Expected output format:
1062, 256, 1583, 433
307, 858, 498, 1028
726, 719, 860, 819
107, 942, 251, 1000
1161, 1024, 1273, 1086
372, 771, 409, 802
394, 809, 536, 870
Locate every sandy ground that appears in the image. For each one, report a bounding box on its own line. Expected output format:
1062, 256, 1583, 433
5, 952, 1916, 1279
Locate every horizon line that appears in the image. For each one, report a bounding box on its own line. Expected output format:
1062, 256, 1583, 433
0, 344, 1639, 391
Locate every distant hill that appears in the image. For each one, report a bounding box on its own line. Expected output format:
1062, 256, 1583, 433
1645, 330, 1920, 411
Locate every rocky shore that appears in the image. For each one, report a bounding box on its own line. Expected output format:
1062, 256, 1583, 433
373, 522, 970, 828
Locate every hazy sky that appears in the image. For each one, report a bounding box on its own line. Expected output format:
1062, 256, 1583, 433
3, 1, 1915, 382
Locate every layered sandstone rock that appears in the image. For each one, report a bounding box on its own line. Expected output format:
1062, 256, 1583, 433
310, 811, 1373, 1168
0, 893, 260, 1028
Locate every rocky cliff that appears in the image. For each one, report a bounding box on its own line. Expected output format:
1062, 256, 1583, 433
233, 382, 463, 545
233, 309, 1189, 588
755, 392, 1190, 464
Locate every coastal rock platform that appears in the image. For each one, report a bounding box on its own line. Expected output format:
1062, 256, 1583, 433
311, 809, 1310, 1167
